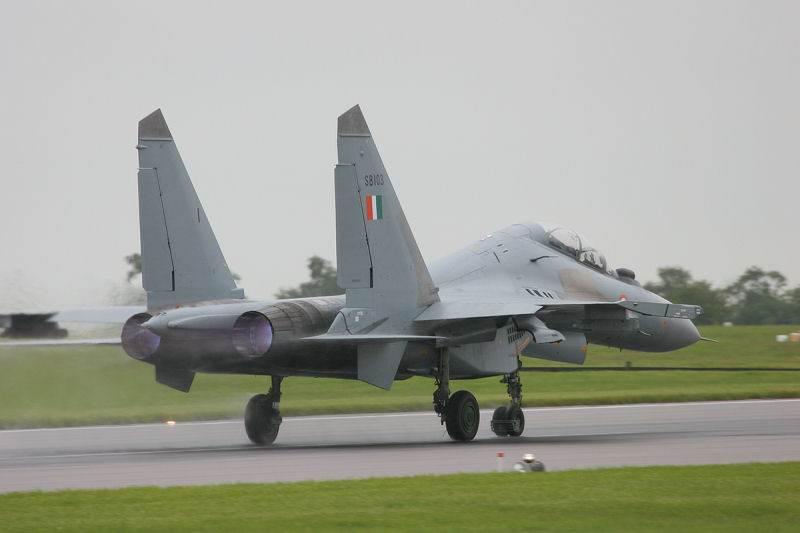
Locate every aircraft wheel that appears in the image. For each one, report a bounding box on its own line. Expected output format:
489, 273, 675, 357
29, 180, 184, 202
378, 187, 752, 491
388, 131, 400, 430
491, 406, 509, 437
445, 390, 480, 441
506, 405, 525, 437
245, 393, 281, 445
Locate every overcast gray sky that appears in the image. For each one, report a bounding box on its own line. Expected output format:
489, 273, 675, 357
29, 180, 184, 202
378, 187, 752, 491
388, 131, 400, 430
1, 1, 798, 310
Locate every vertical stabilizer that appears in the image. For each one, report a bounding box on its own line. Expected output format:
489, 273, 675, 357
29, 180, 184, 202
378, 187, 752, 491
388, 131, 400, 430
335, 105, 439, 313
136, 109, 244, 309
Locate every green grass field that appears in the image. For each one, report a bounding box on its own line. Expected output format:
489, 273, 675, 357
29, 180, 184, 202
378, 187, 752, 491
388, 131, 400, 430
1, 462, 798, 532
0, 325, 798, 428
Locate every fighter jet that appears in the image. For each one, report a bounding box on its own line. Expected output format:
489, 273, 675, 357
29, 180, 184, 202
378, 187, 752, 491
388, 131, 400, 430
6, 106, 703, 444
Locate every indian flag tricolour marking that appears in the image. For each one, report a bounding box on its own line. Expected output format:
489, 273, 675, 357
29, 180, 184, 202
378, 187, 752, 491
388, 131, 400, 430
366, 195, 383, 221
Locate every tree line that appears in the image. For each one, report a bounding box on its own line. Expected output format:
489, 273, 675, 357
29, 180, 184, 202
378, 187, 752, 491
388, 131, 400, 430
645, 266, 800, 325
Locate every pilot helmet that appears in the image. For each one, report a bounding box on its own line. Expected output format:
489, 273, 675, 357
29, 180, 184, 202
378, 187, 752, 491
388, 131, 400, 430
522, 453, 535, 463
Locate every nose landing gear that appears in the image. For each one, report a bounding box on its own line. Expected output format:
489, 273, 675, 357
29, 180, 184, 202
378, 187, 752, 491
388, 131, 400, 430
491, 366, 525, 437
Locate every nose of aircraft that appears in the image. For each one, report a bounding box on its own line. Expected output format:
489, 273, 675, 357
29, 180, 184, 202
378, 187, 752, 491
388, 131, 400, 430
655, 318, 701, 351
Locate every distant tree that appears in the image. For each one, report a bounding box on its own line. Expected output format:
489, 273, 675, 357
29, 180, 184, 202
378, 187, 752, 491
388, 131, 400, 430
645, 266, 692, 294
645, 266, 729, 325
274, 256, 341, 299
114, 253, 146, 305
724, 267, 792, 325
125, 253, 142, 282
783, 286, 800, 324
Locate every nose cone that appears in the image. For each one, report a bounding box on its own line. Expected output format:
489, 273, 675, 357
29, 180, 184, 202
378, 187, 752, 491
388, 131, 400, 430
655, 318, 701, 351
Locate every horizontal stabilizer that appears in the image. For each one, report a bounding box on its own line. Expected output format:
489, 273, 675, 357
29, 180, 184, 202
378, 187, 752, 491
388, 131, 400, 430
1, 307, 146, 324
51, 307, 147, 324
0, 338, 121, 347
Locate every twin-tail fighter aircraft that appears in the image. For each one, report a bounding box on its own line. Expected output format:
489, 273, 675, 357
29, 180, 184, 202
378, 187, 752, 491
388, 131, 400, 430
4, 106, 703, 444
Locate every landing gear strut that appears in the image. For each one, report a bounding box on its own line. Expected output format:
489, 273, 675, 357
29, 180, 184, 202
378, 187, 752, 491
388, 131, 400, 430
434, 349, 480, 441
491, 362, 525, 437
245, 375, 283, 445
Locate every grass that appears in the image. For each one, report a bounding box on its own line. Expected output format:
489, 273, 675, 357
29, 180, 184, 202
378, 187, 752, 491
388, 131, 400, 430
557, 324, 800, 368
0, 325, 798, 428
1, 462, 798, 532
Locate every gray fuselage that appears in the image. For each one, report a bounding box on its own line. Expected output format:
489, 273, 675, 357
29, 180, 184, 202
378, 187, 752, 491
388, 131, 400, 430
128, 221, 699, 382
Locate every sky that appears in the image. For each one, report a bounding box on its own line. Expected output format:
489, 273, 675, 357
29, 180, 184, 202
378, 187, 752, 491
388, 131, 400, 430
1, 0, 798, 311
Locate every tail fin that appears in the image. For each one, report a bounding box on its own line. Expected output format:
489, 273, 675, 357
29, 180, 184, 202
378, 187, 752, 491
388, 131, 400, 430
136, 109, 244, 309
335, 105, 438, 311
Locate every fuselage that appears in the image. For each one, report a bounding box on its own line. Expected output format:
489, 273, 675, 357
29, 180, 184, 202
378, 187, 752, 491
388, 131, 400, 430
429, 221, 700, 353
123, 221, 699, 381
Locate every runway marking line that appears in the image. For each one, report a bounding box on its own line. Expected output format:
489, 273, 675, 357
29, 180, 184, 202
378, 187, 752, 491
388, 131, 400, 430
1, 398, 797, 434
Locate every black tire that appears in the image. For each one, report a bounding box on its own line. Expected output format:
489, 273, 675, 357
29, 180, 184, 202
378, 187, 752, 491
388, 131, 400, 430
245, 393, 281, 445
506, 405, 525, 437
445, 390, 480, 441
491, 406, 509, 437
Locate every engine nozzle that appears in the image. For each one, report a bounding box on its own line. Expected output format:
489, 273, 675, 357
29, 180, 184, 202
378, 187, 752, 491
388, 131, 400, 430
121, 313, 161, 361
232, 312, 273, 358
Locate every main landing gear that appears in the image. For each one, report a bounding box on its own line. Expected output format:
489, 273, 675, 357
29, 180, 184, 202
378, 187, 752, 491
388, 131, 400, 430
433, 349, 480, 441
490, 365, 525, 437
433, 350, 527, 441
245, 375, 283, 445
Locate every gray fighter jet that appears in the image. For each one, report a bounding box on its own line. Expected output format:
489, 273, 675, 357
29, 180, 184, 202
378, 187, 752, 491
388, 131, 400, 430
11, 106, 704, 444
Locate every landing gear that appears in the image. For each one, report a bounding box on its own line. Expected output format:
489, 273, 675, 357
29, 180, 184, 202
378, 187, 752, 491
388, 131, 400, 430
490, 366, 525, 437
491, 406, 510, 436
434, 349, 481, 441
492, 404, 524, 437
245, 375, 283, 445
445, 390, 480, 441
433, 348, 450, 418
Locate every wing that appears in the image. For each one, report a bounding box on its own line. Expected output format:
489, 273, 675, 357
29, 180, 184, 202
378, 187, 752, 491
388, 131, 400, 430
414, 298, 701, 322
410, 291, 702, 363
539, 300, 702, 320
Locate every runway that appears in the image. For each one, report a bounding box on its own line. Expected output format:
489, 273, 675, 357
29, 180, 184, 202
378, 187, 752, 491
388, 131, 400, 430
1, 399, 798, 493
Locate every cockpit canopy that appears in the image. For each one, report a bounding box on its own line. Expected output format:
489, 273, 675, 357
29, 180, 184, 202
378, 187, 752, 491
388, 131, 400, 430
536, 222, 615, 275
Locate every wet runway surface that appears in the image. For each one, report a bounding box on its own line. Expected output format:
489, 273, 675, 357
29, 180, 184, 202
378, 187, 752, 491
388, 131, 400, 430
1, 399, 798, 493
